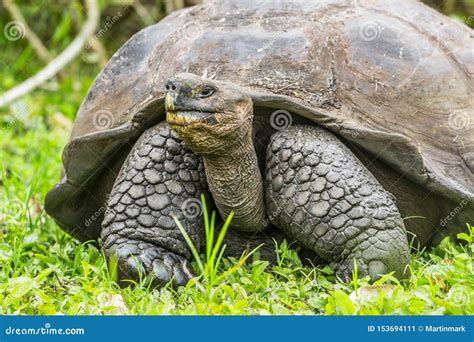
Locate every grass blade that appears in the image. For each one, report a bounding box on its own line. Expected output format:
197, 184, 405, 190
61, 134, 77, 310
172, 214, 204, 275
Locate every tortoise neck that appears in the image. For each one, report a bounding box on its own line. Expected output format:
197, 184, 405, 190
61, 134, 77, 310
202, 128, 267, 232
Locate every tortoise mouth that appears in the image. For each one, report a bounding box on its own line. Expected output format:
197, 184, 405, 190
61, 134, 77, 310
166, 110, 217, 127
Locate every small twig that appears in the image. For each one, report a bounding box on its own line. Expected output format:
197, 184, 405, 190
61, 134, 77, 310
3, 0, 52, 63
0, 0, 100, 108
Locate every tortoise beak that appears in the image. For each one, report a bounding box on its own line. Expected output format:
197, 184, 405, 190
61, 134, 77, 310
166, 109, 217, 127
165, 93, 212, 127
165, 76, 218, 127
165, 93, 175, 113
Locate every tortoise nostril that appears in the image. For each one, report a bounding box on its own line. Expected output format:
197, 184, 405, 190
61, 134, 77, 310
165, 80, 178, 92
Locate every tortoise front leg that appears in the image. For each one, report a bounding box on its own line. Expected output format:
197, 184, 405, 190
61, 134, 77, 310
265, 125, 410, 281
101, 122, 209, 288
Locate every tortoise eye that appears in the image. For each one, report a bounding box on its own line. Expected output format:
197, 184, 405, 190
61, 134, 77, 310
198, 86, 216, 98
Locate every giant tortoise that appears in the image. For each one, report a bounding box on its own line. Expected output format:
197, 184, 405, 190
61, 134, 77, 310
45, 0, 473, 286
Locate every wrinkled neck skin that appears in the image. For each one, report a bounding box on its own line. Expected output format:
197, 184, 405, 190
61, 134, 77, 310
202, 119, 268, 233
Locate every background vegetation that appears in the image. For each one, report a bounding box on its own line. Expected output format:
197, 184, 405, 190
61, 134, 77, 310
0, 0, 473, 315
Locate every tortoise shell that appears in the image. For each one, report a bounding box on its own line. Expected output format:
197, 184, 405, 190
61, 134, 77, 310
45, 0, 473, 241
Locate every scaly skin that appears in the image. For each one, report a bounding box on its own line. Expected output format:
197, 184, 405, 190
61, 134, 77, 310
202, 129, 267, 233
265, 126, 410, 280
101, 122, 209, 287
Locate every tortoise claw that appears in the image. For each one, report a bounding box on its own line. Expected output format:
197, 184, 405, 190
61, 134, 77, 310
108, 239, 193, 288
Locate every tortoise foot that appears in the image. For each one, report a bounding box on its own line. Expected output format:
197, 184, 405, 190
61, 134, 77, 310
266, 125, 410, 281
107, 238, 193, 288
329, 228, 411, 282
100, 121, 210, 288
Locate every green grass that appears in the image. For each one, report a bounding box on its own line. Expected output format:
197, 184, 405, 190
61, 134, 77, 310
0, 97, 473, 315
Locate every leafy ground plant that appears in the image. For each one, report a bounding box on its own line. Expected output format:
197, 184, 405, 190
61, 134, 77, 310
173, 195, 263, 309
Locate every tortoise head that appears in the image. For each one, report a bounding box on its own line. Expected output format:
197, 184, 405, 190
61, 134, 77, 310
165, 73, 253, 155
